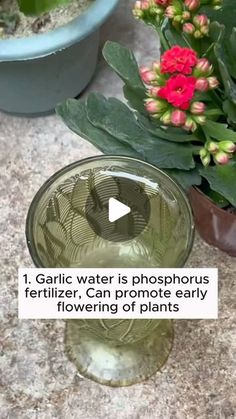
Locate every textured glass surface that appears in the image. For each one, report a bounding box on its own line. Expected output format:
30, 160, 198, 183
26, 156, 194, 386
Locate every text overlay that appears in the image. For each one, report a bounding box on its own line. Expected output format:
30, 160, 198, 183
18, 268, 218, 319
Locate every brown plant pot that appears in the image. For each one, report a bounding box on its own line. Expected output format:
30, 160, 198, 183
188, 187, 236, 257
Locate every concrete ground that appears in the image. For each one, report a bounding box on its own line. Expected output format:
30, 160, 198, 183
0, 1, 235, 418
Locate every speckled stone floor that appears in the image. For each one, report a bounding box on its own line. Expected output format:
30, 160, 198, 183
0, 1, 236, 418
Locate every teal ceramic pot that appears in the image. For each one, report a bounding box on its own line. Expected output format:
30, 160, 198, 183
0, 0, 119, 115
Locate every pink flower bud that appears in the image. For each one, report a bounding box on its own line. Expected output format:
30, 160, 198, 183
199, 148, 211, 166
145, 99, 167, 113
194, 30, 203, 39
149, 86, 161, 97
134, 1, 142, 9
173, 15, 183, 23
184, 0, 200, 11
152, 61, 161, 73
201, 25, 209, 35
200, 148, 208, 159
212, 0, 222, 9
190, 101, 206, 115
145, 100, 158, 113
207, 76, 219, 89
214, 151, 230, 165
183, 117, 197, 132
183, 23, 195, 34
165, 6, 175, 18
219, 141, 236, 153
207, 141, 219, 153
193, 14, 209, 27
133, 0, 149, 17
195, 77, 209, 92
182, 11, 191, 20
140, 66, 149, 75
135, 0, 149, 10
155, 0, 171, 6
160, 110, 172, 124
140, 67, 156, 84
193, 115, 206, 125
195, 58, 212, 75
171, 110, 187, 127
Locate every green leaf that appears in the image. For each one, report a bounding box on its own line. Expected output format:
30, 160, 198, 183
203, 120, 236, 142
203, 0, 236, 38
214, 45, 236, 104
137, 114, 199, 143
164, 22, 190, 48
102, 41, 145, 92
223, 100, 236, 127
17, 0, 71, 15
164, 168, 202, 190
86, 93, 195, 170
206, 190, 230, 208
204, 109, 224, 118
200, 162, 236, 206
195, 22, 225, 70
56, 99, 140, 158
123, 85, 147, 114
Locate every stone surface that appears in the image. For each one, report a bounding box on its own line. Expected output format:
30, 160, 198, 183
0, 1, 235, 418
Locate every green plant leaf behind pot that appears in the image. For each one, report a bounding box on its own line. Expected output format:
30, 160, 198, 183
200, 162, 236, 207
103, 41, 145, 91
56, 99, 141, 158
85, 93, 196, 170
203, 0, 236, 39
103, 41, 146, 114
17, 0, 72, 16
165, 168, 202, 191
203, 121, 236, 142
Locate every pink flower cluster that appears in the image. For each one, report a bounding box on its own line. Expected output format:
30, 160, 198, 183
200, 141, 236, 166
140, 46, 219, 131
133, 0, 221, 38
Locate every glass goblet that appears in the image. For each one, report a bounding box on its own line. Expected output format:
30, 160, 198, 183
26, 156, 194, 387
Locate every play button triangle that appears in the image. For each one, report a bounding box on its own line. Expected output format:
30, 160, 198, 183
108, 197, 131, 223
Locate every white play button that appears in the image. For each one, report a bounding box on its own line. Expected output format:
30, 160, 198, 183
108, 197, 131, 223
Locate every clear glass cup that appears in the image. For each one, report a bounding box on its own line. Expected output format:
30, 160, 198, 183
26, 156, 194, 386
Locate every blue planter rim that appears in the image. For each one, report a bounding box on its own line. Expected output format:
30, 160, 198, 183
0, 0, 119, 62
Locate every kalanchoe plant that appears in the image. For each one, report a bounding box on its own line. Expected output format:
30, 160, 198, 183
57, 0, 236, 209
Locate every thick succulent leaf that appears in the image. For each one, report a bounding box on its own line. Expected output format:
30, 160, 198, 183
163, 22, 189, 48
18, 0, 71, 15
86, 93, 195, 170
103, 41, 145, 93
229, 28, 236, 58
223, 100, 236, 128
203, 0, 236, 38
164, 168, 202, 191
203, 120, 236, 142
123, 85, 147, 115
137, 114, 199, 143
200, 162, 236, 206
56, 99, 140, 157
214, 44, 236, 103
199, 22, 225, 69
206, 190, 230, 208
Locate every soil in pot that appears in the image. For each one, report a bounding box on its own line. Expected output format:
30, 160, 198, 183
0, 0, 94, 39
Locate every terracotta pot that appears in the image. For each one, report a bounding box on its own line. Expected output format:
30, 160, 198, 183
188, 187, 236, 256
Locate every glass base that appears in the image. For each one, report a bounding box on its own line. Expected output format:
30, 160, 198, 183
65, 320, 174, 387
